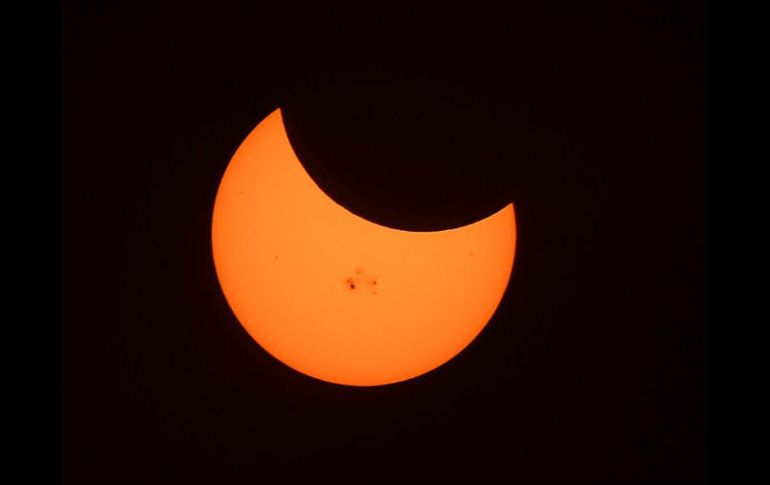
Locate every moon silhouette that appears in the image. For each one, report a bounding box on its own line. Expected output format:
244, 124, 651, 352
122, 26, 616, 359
211, 109, 516, 386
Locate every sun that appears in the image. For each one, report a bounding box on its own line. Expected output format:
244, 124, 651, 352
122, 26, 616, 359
211, 109, 516, 386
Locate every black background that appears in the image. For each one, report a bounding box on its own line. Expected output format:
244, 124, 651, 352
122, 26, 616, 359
63, 1, 707, 483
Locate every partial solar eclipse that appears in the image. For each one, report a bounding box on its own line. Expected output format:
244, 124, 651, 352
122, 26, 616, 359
211, 109, 516, 386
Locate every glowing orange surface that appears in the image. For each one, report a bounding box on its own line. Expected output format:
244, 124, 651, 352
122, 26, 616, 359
211, 109, 516, 386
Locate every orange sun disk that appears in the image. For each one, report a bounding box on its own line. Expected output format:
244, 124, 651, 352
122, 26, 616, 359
211, 109, 516, 386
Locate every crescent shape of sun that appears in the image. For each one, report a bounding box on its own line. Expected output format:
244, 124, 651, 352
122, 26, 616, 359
211, 109, 516, 387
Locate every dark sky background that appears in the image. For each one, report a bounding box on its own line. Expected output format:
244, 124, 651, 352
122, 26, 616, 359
63, 1, 707, 483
